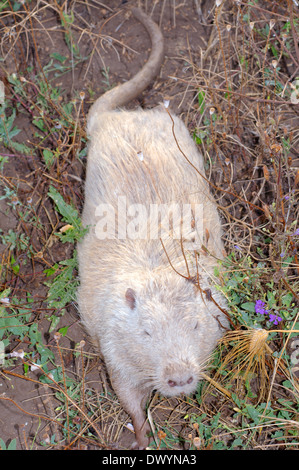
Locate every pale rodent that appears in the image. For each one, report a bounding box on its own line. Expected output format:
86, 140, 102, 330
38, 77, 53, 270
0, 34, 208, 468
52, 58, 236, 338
77, 7, 228, 448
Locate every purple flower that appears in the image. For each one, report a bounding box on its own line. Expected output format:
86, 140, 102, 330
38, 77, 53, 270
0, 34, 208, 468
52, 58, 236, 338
255, 300, 269, 315
269, 313, 282, 325
255, 299, 283, 326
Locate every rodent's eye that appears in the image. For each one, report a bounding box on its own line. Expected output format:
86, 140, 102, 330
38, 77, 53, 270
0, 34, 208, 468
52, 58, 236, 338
144, 330, 151, 337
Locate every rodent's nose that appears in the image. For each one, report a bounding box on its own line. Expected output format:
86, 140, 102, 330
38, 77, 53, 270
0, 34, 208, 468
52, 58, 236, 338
168, 376, 193, 388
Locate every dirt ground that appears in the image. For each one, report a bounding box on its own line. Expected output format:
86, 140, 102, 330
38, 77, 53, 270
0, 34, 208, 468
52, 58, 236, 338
0, 0, 298, 451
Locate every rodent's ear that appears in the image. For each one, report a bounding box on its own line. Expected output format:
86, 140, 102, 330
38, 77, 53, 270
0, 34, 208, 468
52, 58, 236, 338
125, 288, 136, 310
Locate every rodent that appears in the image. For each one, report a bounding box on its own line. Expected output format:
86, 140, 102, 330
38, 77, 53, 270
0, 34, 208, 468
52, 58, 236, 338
77, 7, 229, 449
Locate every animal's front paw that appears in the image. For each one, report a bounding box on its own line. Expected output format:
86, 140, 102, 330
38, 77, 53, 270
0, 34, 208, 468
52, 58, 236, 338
131, 421, 152, 450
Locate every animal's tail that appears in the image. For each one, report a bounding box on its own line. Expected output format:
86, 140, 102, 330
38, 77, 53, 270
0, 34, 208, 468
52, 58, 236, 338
87, 7, 164, 130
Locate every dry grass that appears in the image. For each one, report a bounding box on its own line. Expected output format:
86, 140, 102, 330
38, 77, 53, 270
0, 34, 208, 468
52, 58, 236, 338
0, 0, 298, 450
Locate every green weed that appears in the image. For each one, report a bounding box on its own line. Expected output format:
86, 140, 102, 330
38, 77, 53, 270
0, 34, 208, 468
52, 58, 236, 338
0, 438, 17, 450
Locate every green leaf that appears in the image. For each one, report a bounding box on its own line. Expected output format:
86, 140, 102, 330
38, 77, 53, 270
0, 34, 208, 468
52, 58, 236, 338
0, 438, 17, 450
0, 313, 29, 338
48, 186, 80, 230
28, 322, 43, 347
59, 325, 69, 336
0, 1, 9, 13
33, 118, 47, 132
245, 404, 261, 424
231, 437, 243, 448
43, 149, 55, 168
0, 288, 11, 303
8, 140, 32, 155
241, 301, 256, 313
36, 342, 55, 364
48, 186, 88, 243
197, 89, 206, 115
51, 52, 67, 63
46, 255, 78, 309
39, 366, 64, 384
44, 264, 59, 277
48, 314, 62, 333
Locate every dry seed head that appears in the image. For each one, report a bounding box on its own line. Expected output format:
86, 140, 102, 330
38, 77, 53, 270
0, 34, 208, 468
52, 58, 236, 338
54, 332, 62, 341
216, 328, 272, 401
271, 143, 282, 154
157, 430, 167, 440
193, 437, 201, 448
263, 165, 270, 181
11, 196, 19, 205
249, 328, 269, 356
